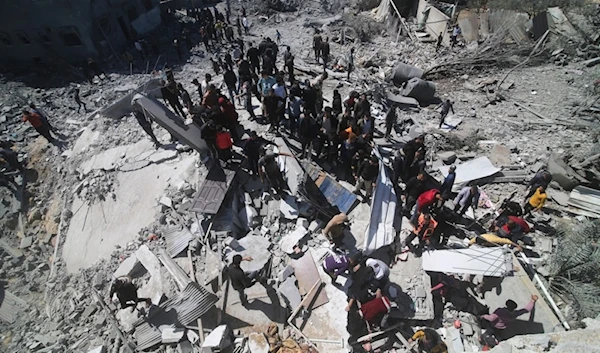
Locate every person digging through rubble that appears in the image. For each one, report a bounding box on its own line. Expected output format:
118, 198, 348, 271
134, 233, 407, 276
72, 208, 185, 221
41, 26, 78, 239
322, 212, 349, 246
409, 328, 448, 353
109, 276, 151, 313
403, 172, 427, 217
480, 295, 538, 341
258, 149, 292, 195
228, 254, 259, 307
524, 170, 552, 201
354, 155, 379, 203
404, 213, 438, 256
524, 186, 547, 216
22, 109, 55, 143
411, 188, 444, 225
322, 251, 351, 283
454, 185, 480, 216
438, 99, 455, 128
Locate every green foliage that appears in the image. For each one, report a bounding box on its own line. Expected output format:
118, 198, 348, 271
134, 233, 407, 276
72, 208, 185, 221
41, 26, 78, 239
548, 220, 600, 319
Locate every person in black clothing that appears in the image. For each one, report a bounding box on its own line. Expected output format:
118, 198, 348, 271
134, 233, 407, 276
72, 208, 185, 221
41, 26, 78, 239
385, 106, 397, 139
283, 46, 295, 83
345, 254, 385, 312
302, 80, 317, 118
177, 83, 193, 112
263, 89, 284, 132
438, 99, 455, 128
162, 81, 186, 116
262, 49, 274, 75
191, 79, 203, 100
109, 276, 151, 313
404, 149, 426, 181
321, 37, 330, 73
201, 120, 218, 160
524, 170, 552, 200
259, 151, 292, 194
223, 67, 238, 106
228, 254, 258, 306
354, 94, 371, 121
242, 131, 276, 175
237, 55, 252, 86
402, 135, 425, 167
247, 42, 260, 75
132, 109, 161, 147
298, 113, 318, 159
403, 172, 427, 216
332, 89, 342, 117
354, 156, 379, 202
316, 107, 339, 161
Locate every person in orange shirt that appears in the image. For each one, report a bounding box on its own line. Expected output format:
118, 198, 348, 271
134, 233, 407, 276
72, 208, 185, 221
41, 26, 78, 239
22, 110, 54, 142
404, 213, 438, 256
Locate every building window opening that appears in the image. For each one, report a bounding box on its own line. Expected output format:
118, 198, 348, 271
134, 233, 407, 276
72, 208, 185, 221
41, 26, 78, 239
60, 28, 83, 46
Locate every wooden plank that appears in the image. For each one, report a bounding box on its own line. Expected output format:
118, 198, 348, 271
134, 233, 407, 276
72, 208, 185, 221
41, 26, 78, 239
289, 252, 329, 309
191, 167, 236, 214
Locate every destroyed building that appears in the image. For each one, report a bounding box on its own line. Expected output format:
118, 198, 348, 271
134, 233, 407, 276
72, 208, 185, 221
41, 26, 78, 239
0, 0, 161, 68
0, 0, 600, 352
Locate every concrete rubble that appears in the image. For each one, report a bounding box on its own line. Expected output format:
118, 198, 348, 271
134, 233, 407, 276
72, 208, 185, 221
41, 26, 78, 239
1, 0, 599, 353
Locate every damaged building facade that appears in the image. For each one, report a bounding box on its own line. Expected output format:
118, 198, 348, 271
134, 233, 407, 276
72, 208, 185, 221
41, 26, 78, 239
0, 0, 161, 68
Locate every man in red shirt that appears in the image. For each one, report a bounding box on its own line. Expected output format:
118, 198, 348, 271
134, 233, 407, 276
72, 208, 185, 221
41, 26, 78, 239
218, 97, 240, 142
496, 216, 531, 244
22, 110, 54, 142
411, 189, 444, 225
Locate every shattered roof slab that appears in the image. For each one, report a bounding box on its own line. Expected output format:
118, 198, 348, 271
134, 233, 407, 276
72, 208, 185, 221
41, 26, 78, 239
134, 282, 218, 350
567, 186, 600, 218
422, 247, 514, 277
163, 226, 194, 258
439, 156, 501, 192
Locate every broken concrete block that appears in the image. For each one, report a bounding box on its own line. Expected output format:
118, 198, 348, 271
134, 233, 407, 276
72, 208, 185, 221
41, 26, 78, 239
161, 327, 185, 344
201, 325, 231, 352
224, 236, 239, 249
19, 236, 34, 249
277, 265, 295, 282
135, 244, 161, 277
81, 304, 98, 319
490, 144, 512, 167
94, 272, 104, 288
296, 218, 309, 229
308, 221, 320, 232
113, 254, 143, 278
437, 151, 457, 165
87, 346, 106, 353
159, 196, 173, 209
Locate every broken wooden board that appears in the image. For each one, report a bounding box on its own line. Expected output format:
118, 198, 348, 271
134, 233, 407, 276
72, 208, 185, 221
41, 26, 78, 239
191, 167, 237, 214
290, 252, 329, 309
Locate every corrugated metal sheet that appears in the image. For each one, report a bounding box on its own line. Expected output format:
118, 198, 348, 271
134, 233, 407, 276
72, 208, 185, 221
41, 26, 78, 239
158, 250, 192, 290
191, 167, 236, 214
304, 163, 358, 214
163, 226, 194, 258
568, 186, 600, 218
134, 282, 218, 350
0, 288, 26, 324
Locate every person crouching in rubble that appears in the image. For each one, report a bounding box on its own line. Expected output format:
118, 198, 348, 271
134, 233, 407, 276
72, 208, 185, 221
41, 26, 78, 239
524, 186, 547, 216
109, 276, 151, 313
322, 251, 351, 284
258, 149, 292, 195
404, 213, 439, 257
228, 254, 259, 307
409, 328, 448, 353
322, 212, 349, 246
480, 295, 538, 341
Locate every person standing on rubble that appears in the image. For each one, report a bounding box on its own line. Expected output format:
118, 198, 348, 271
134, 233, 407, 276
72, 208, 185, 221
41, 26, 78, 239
258, 149, 292, 194
403, 172, 427, 216
237, 80, 256, 120
223, 66, 238, 107
283, 46, 295, 83
228, 254, 259, 307
22, 110, 55, 143
247, 42, 261, 75
321, 37, 330, 73
524, 186, 547, 215
454, 185, 480, 216
132, 107, 161, 148
438, 99, 455, 128
288, 91, 303, 137
257, 70, 276, 116
440, 165, 456, 200
263, 88, 284, 132
177, 83, 193, 112
242, 16, 250, 35
313, 29, 322, 62
450, 25, 461, 48
72, 85, 87, 113
332, 89, 343, 117
354, 156, 379, 203
29, 103, 58, 135
384, 106, 397, 140
109, 276, 151, 313
347, 48, 355, 81
243, 131, 276, 176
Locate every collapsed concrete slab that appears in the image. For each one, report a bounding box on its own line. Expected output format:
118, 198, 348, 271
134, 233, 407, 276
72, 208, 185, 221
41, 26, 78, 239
401, 77, 436, 104
439, 156, 501, 192
422, 247, 514, 277
387, 63, 424, 86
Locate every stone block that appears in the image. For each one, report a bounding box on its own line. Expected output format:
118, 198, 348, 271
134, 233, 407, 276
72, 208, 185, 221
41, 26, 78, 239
19, 236, 34, 249
224, 237, 239, 249
113, 254, 143, 278
81, 305, 98, 319
308, 221, 320, 232
87, 345, 106, 353
277, 265, 295, 282
296, 218, 309, 229
161, 327, 185, 344
93, 272, 104, 288
438, 151, 457, 165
